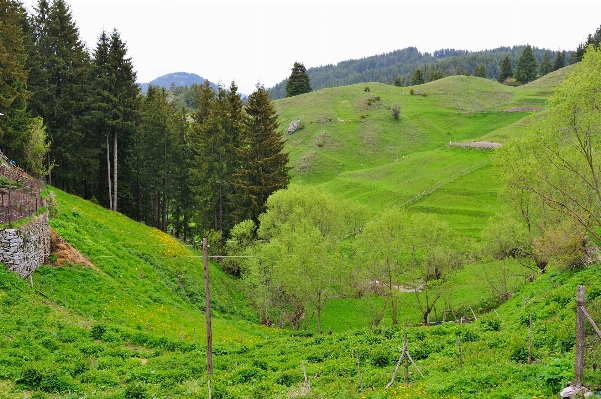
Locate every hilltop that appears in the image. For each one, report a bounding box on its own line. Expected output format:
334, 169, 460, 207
274, 65, 574, 236
138, 72, 218, 93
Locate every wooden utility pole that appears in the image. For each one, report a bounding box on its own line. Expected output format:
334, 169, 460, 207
203, 238, 213, 376
575, 285, 585, 387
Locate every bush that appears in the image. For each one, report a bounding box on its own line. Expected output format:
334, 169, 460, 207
364, 86, 370, 92
90, 324, 106, 340
370, 348, 393, 367
391, 104, 401, 120
124, 383, 148, 399
17, 366, 43, 389
276, 371, 302, 386
410, 88, 415, 95
480, 316, 501, 332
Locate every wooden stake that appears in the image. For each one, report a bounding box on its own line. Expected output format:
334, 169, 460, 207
203, 237, 213, 377
528, 313, 532, 364
386, 340, 407, 388
355, 350, 363, 393
457, 336, 463, 369
575, 285, 585, 387
302, 360, 310, 392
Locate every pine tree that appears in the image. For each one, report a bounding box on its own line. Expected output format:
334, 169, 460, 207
27, 0, 92, 191
0, 0, 32, 165
91, 29, 139, 212
553, 50, 566, 71
473, 64, 486, 78
539, 51, 553, 76
515, 45, 538, 85
234, 84, 291, 226
411, 68, 425, 85
285, 62, 312, 97
498, 55, 513, 83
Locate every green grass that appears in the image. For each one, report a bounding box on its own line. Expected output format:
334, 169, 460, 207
276, 71, 567, 237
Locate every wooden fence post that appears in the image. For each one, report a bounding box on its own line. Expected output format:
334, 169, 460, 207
575, 285, 585, 387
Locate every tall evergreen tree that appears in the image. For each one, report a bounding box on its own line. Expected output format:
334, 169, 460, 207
539, 51, 553, 76
91, 29, 139, 212
234, 84, 291, 226
411, 67, 425, 85
285, 62, 311, 97
571, 25, 601, 64
27, 0, 92, 191
0, 0, 32, 165
473, 64, 486, 78
498, 54, 513, 83
189, 82, 245, 241
514, 45, 538, 85
553, 50, 566, 71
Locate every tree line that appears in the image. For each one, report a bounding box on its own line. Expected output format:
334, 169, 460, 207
0, 0, 289, 247
268, 45, 576, 98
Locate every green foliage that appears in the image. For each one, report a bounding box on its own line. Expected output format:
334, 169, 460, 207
515, 45, 538, 84
473, 64, 486, 78
285, 62, 312, 97
391, 104, 400, 120
553, 50, 566, 71
363, 86, 370, 92
124, 383, 148, 399
539, 51, 553, 76
498, 54, 513, 83
411, 67, 425, 85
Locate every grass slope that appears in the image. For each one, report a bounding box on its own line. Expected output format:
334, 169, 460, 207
277, 67, 574, 237
1, 188, 599, 398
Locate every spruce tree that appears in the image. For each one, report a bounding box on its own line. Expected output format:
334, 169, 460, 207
285, 62, 311, 97
0, 0, 32, 165
411, 68, 425, 85
498, 54, 513, 83
473, 64, 486, 78
515, 45, 538, 85
91, 29, 139, 212
234, 84, 291, 226
27, 0, 92, 191
553, 50, 566, 71
539, 51, 553, 76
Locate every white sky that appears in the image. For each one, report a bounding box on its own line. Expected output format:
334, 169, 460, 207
21, 1, 601, 95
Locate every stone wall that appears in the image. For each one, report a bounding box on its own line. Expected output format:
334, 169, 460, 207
0, 212, 50, 278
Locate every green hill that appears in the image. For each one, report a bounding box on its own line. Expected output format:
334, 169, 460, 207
2, 66, 596, 399
276, 66, 575, 236
1, 187, 599, 398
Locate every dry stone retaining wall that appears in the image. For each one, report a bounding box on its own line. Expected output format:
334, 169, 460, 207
0, 212, 50, 277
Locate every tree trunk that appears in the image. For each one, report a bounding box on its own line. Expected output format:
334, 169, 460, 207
113, 127, 118, 211
106, 133, 112, 210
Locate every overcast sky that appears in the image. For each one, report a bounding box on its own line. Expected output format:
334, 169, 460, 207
20, 1, 601, 95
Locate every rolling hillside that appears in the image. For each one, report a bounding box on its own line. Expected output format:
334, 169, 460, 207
1, 65, 595, 399
275, 65, 575, 236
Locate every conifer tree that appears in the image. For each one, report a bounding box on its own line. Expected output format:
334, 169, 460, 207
27, 0, 91, 191
285, 62, 312, 97
0, 0, 32, 165
515, 45, 538, 85
539, 51, 553, 76
498, 54, 513, 83
473, 64, 486, 78
234, 84, 291, 226
553, 50, 566, 71
91, 29, 139, 212
411, 67, 425, 85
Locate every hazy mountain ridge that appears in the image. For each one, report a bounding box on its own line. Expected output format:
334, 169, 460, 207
138, 72, 218, 93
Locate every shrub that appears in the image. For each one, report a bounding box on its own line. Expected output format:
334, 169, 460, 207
90, 324, 106, 340
231, 366, 265, 384
124, 383, 148, 399
364, 86, 370, 92
276, 371, 302, 386
370, 348, 393, 367
410, 88, 415, 95
391, 104, 400, 120
17, 366, 43, 389
480, 316, 501, 332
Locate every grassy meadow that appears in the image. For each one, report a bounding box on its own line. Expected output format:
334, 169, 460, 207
3, 65, 599, 398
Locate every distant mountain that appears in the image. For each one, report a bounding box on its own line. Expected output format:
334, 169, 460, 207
139, 72, 218, 93
268, 46, 570, 99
